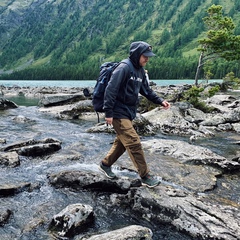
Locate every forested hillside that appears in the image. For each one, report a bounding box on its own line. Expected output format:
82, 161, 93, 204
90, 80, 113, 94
0, 0, 240, 80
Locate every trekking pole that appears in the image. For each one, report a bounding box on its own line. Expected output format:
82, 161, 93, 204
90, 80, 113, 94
96, 112, 100, 123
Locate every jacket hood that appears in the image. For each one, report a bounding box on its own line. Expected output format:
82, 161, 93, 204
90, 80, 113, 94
129, 41, 155, 69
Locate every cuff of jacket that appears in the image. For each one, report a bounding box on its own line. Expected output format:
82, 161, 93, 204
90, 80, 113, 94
105, 109, 113, 118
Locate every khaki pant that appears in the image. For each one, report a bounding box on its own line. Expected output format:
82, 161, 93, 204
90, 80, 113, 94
102, 119, 149, 178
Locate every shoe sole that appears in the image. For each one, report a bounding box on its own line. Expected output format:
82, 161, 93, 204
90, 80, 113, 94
99, 166, 116, 179
142, 182, 160, 188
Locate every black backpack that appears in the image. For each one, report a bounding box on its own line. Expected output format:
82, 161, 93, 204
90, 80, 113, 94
92, 59, 133, 113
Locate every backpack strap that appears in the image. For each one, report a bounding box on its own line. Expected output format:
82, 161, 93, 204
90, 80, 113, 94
120, 59, 134, 76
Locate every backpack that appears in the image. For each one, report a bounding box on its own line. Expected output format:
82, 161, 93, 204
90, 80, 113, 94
92, 59, 133, 114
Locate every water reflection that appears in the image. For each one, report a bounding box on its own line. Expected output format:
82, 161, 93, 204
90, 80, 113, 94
5, 95, 40, 106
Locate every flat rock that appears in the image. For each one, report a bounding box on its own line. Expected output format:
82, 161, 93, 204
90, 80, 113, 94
47, 170, 240, 240
81, 225, 153, 240
142, 138, 240, 171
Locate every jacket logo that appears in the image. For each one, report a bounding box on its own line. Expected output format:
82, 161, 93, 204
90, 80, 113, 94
130, 76, 142, 82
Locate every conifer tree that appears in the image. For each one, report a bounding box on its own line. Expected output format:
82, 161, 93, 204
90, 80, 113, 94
195, 4, 240, 85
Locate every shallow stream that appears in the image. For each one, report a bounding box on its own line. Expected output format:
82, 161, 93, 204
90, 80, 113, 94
0, 97, 239, 240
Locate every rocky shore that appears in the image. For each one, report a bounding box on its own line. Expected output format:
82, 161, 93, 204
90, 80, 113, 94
0, 83, 240, 239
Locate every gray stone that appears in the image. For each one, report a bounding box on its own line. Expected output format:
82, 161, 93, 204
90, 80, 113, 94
0, 209, 12, 226
48, 170, 240, 240
39, 93, 85, 107
142, 138, 240, 171
0, 98, 18, 110
49, 203, 94, 237
81, 225, 153, 240
0, 151, 20, 167
0, 182, 31, 197
1, 138, 62, 156
39, 100, 93, 119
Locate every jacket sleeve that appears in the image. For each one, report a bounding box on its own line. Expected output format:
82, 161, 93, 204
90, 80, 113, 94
103, 63, 129, 118
140, 74, 164, 105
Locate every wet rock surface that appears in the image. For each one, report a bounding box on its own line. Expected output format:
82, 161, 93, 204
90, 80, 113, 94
0, 84, 239, 239
48, 171, 240, 240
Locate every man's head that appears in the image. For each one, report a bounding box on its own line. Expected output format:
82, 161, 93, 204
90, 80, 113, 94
129, 41, 155, 68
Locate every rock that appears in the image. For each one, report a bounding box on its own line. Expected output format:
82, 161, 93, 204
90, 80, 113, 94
232, 155, 240, 163
86, 114, 157, 136
132, 113, 157, 136
48, 169, 240, 240
48, 171, 141, 193
184, 107, 206, 123
142, 106, 200, 136
200, 114, 226, 126
39, 100, 93, 119
49, 203, 94, 237
39, 93, 86, 107
225, 107, 240, 123
0, 151, 20, 167
142, 138, 240, 171
232, 122, 240, 133
1, 138, 62, 157
205, 94, 237, 106
81, 225, 153, 240
0, 209, 12, 226
12, 115, 34, 123
17, 142, 61, 156
86, 122, 115, 134
131, 187, 240, 240
217, 123, 233, 131
0, 138, 6, 144
0, 97, 18, 110
0, 182, 31, 197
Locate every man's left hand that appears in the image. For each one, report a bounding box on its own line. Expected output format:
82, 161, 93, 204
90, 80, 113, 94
161, 100, 170, 109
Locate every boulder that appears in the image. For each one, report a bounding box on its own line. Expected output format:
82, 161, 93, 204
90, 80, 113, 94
142, 138, 240, 171
0, 98, 18, 110
0, 182, 31, 197
49, 203, 94, 237
1, 138, 61, 157
39, 100, 93, 119
0, 151, 20, 167
81, 225, 153, 240
12, 115, 35, 123
0, 209, 12, 226
48, 171, 141, 193
142, 106, 200, 136
48, 170, 240, 240
87, 114, 157, 136
39, 93, 86, 107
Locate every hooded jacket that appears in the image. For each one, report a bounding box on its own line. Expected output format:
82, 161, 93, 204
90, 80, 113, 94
103, 41, 164, 120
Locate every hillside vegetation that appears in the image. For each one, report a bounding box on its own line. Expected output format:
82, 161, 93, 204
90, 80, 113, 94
0, 0, 240, 80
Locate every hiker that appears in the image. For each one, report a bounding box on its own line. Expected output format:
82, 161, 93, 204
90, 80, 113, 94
99, 41, 170, 188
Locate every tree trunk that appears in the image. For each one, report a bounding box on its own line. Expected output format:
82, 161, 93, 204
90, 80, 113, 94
195, 51, 204, 85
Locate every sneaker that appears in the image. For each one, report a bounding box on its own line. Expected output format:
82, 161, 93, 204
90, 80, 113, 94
99, 162, 116, 179
141, 173, 160, 188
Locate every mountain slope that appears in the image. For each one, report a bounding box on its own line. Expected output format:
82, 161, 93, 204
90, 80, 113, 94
0, 0, 239, 80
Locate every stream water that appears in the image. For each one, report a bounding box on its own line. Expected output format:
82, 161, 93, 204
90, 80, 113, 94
0, 96, 239, 240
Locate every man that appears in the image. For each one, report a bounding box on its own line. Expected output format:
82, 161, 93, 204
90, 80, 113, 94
99, 41, 170, 188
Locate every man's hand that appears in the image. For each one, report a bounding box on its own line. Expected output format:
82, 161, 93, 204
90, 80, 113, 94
161, 100, 170, 109
105, 117, 113, 125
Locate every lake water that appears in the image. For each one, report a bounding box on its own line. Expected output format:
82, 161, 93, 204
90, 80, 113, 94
0, 79, 223, 88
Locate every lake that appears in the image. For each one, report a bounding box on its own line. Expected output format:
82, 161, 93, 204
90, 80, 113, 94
0, 79, 223, 88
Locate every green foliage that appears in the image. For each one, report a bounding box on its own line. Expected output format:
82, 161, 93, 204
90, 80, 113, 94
184, 86, 204, 103
195, 4, 240, 83
222, 71, 240, 89
138, 97, 158, 113
208, 85, 220, 97
199, 4, 240, 60
0, 0, 240, 80
182, 85, 216, 112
